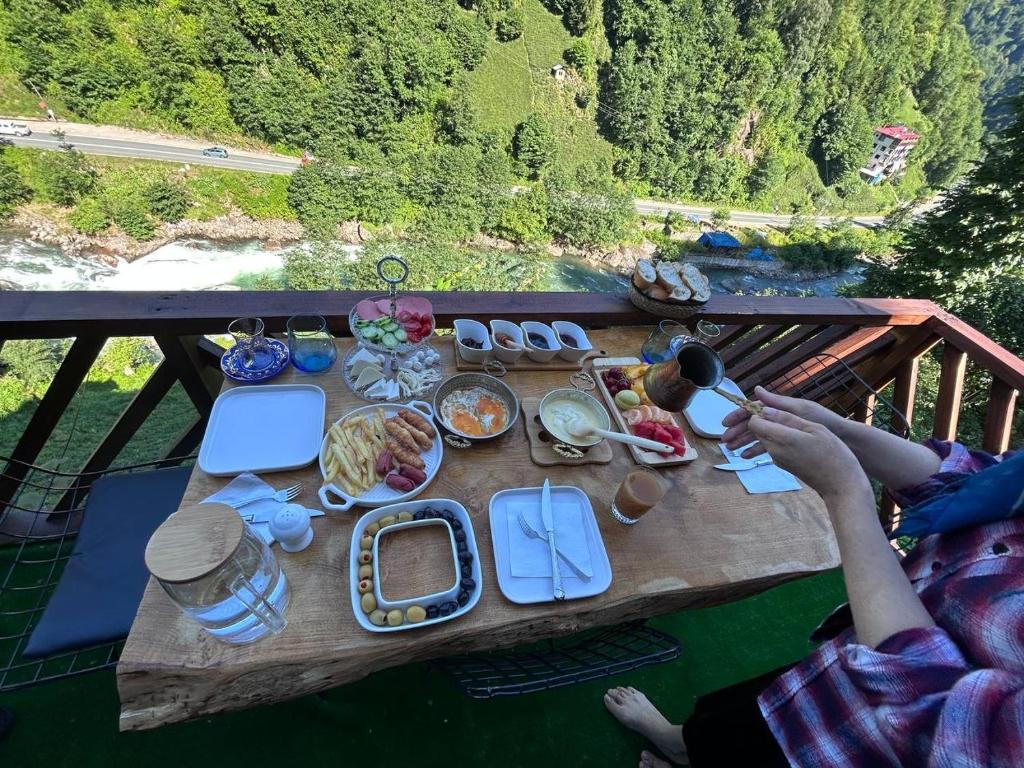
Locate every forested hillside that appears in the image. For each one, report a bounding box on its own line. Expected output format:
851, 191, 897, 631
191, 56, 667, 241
0, 0, 987, 223
964, 0, 1024, 128
598, 0, 983, 204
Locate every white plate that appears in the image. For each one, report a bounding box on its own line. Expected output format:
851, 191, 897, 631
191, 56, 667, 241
350, 499, 482, 632
318, 401, 443, 511
198, 384, 325, 476
684, 378, 745, 438
489, 486, 612, 604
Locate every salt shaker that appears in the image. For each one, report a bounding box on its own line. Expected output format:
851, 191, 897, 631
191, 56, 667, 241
270, 504, 314, 553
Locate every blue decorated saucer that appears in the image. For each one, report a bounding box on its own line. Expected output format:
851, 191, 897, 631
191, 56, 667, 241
221, 338, 290, 382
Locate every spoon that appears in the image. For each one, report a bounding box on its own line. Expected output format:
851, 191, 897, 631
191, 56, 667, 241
566, 419, 675, 454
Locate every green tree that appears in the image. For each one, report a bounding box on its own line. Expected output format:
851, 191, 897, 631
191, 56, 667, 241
495, 7, 524, 41
145, 180, 189, 223
545, 160, 635, 246
110, 200, 156, 240
710, 207, 731, 229
0, 141, 31, 222
858, 93, 1024, 353
68, 197, 110, 234
513, 114, 555, 178
564, 38, 596, 79
38, 144, 96, 207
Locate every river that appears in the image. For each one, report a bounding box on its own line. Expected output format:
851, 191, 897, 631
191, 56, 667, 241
0, 233, 862, 295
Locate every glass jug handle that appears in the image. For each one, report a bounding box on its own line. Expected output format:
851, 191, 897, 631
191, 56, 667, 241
230, 575, 287, 635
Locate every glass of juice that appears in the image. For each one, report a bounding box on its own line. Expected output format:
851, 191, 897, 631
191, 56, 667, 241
611, 467, 668, 525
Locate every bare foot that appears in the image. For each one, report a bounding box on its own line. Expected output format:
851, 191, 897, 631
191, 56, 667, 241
604, 686, 689, 765
639, 750, 673, 768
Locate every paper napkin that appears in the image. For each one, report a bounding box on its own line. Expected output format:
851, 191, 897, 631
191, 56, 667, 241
506, 501, 592, 578
202, 472, 324, 544
717, 443, 801, 494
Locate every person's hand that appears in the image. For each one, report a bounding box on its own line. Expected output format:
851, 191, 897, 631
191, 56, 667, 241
746, 408, 870, 501
721, 386, 845, 458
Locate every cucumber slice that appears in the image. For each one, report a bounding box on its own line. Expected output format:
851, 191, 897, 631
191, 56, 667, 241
384, 320, 400, 332
382, 332, 398, 347
394, 328, 408, 342
362, 326, 381, 340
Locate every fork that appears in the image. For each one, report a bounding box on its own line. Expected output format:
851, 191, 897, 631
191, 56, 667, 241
236, 482, 303, 514
517, 513, 592, 580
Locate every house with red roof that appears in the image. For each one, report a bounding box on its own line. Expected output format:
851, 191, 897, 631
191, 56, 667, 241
859, 124, 920, 184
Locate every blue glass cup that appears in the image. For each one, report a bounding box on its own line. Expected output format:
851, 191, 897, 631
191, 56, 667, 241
287, 314, 336, 373
641, 320, 688, 364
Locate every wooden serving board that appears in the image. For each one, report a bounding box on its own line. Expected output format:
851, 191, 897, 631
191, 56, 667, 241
520, 397, 614, 466
591, 360, 699, 467
452, 337, 604, 372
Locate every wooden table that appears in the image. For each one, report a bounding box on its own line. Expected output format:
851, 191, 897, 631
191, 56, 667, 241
117, 327, 839, 731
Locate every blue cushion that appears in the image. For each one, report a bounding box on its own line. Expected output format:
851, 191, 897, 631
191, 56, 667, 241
23, 465, 191, 658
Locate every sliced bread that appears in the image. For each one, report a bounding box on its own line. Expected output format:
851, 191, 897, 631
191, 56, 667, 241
634, 259, 657, 289
655, 262, 686, 292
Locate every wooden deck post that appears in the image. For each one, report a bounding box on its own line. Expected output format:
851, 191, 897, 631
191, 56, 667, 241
982, 379, 1019, 454
932, 345, 967, 442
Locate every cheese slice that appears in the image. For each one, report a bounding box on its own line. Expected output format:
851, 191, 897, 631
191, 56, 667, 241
348, 347, 379, 368
353, 365, 385, 390
350, 358, 382, 379
365, 377, 394, 398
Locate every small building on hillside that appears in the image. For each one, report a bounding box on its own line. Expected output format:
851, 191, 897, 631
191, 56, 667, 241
698, 231, 741, 250
550, 64, 567, 82
860, 125, 920, 184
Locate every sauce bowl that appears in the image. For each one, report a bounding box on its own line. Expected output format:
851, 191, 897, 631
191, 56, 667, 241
538, 389, 611, 447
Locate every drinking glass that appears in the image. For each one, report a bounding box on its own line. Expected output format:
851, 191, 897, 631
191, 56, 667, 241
228, 317, 273, 371
287, 314, 336, 373
641, 320, 688, 363
611, 466, 668, 525
695, 320, 721, 345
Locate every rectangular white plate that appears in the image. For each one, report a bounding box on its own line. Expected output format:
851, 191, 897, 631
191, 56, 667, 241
489, 486, 612, 604
199, 384, 326, 476
350, 499, 482, 633
684, 377, 745, 438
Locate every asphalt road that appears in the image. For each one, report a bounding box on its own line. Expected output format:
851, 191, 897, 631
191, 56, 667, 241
4, 132, 300, 174
4, 125, 885, 228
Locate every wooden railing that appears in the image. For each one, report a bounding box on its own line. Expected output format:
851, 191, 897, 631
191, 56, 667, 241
1, 291, 1021, 530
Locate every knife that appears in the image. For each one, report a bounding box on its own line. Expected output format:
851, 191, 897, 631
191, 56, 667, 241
714, 457, 774, 471
541, 479, 565, 600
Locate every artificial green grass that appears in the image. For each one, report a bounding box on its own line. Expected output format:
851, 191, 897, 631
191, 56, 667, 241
1, 570, 846, 766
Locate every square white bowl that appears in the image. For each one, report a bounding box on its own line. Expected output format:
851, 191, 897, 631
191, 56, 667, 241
489, 320, 525, 363
370, 518, 459, 610
551, 321, 593, 362
454, 319, 492, 363
520, 322, 560, 362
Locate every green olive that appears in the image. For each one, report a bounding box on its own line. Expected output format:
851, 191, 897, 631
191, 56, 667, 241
406, 605, 427, 623
357, 579, 373, 595
378, 515, 397, 528
358, 551, 372, 565
369, 609, 387, 626
365, 522, 380, 536
360, 592, 377, 614
360, 535, 373, 551
397, 510, 414, 523
386, 609, 404, 627
358, 564, 373, 580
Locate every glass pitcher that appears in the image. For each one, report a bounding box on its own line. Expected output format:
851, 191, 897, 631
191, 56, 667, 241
145, 503, 289, 644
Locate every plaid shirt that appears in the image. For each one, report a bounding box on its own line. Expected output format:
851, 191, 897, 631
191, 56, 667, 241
758, 441, 1024, 767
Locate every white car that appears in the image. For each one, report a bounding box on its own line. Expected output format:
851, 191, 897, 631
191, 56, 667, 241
0, 121, 32, 137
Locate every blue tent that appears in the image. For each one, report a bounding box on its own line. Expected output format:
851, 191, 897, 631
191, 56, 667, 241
698, 231, 741, 249
746, 247, 774, 262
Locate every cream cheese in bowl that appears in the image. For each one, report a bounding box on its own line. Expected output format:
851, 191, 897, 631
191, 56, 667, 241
538, 389, 611, 447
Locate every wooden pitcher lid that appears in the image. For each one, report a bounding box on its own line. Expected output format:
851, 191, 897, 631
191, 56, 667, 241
145, 503, 244, 584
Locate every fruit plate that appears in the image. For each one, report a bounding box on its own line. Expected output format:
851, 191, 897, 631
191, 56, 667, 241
348, 293, 435, 355
488, 486, 611, 604
592, 359, 698, 467
317, 401, 443, 511
349, 499, 482, 632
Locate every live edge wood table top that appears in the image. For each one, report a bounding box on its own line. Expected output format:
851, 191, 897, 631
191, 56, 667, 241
117, 327, 839, 731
